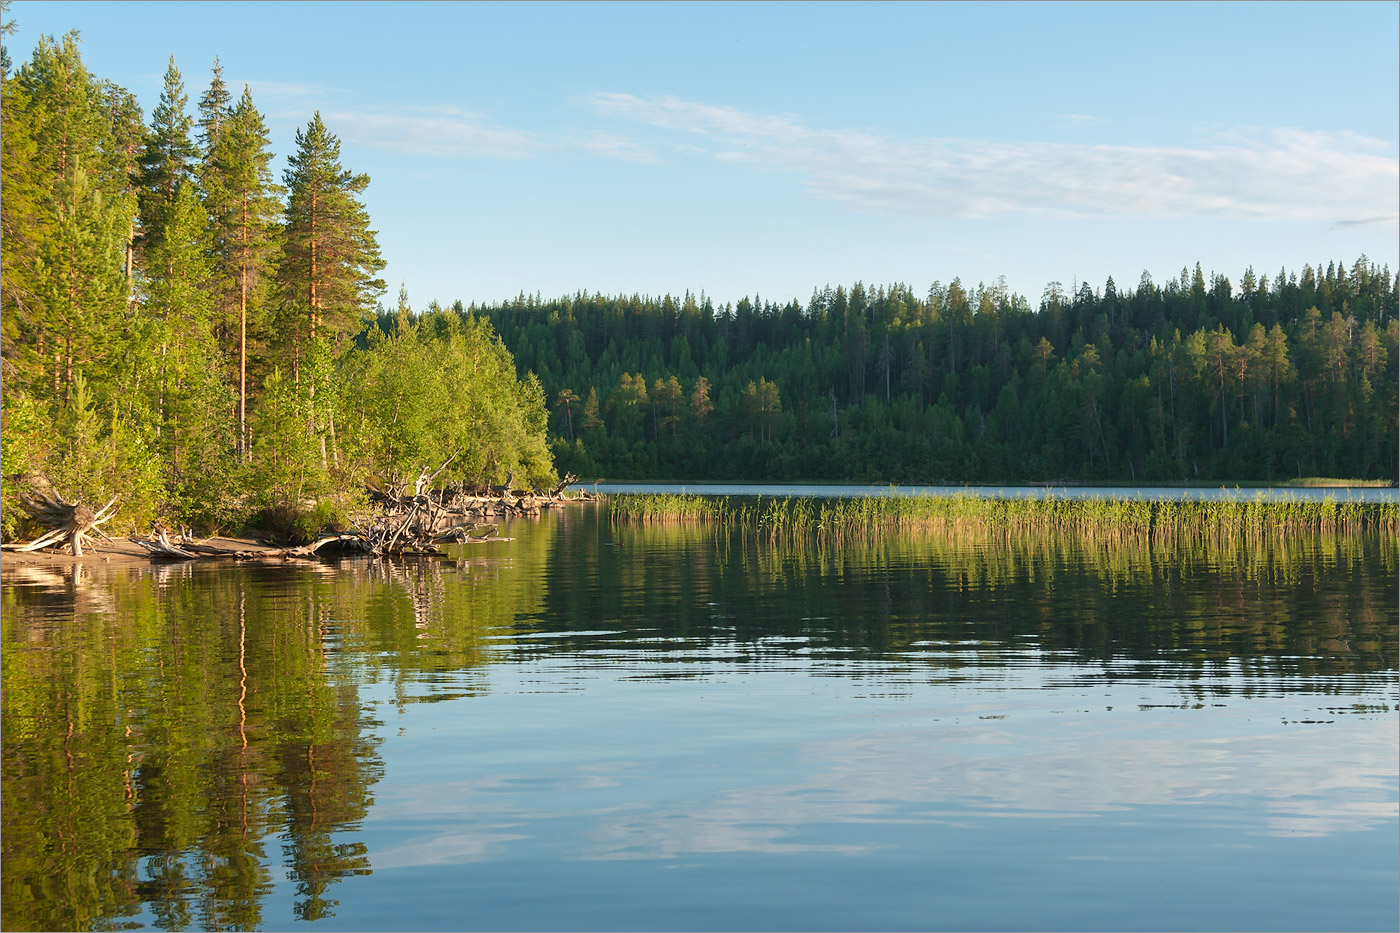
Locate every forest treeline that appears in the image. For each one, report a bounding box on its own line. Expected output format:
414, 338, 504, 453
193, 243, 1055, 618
457, 259, 1398, 483
2, 21, 1396, 544
0, 26, 555, 539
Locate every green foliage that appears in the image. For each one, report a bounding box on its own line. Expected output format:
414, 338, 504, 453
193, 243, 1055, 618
201, 82, 282, 457
612, 491, 1398, 545
135, 56, 198, 262
345, 305, 557, 492
276, 111, 384, 374
0, 34, 551, 542
41, 372, 167, 531
477, 269, 1398, 482
0, 389, 46, 539
249, 364, 328, 514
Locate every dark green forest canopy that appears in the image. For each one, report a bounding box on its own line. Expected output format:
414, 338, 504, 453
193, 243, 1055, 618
413, 264, 1397, 483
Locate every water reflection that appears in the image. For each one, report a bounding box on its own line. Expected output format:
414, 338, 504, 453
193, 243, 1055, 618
3, 567, 385, 930
548, 509, 1396, 682
1, 504, 1396, 931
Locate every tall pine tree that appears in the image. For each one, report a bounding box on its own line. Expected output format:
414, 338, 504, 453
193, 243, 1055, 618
273, 111, 383, 475
275, 111, 384, 381
203, 84, 281, 457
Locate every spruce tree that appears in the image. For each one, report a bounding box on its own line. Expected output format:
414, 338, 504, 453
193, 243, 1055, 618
140, 180, 235, 508
2, 33, 132, 403
135, 56, 197, 264
196, 56, 230, 156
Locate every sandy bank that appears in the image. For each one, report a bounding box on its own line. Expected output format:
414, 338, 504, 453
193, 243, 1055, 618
1, 535, 285, 571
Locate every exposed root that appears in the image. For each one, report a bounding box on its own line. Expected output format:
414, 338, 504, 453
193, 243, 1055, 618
3, 482, 119, 557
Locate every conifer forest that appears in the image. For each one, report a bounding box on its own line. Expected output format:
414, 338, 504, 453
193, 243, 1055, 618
2, 27, 1396, 541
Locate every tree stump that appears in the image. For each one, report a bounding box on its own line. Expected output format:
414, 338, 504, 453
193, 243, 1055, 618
4, 481, 118, 557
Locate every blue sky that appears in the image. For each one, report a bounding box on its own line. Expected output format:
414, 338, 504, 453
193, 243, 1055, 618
7, 1, 1398, 310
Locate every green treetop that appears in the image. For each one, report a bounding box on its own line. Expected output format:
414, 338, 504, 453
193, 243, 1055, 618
136, 56, 198, 264
275, 110, 385, 381
203, 84, 283, 457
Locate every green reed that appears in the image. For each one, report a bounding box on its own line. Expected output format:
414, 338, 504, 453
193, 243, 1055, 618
610, 491, 1398, 546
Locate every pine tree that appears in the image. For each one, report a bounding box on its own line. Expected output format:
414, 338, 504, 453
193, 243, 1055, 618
275, 111, 384, 381
0, 38, 42, 342
37, 153, 129, 405
101, 81, 144, 284
581, 386, 603, 432
204, 84, 281, 457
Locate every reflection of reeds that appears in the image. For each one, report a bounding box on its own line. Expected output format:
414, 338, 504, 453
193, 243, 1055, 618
611, 492, 1398, 549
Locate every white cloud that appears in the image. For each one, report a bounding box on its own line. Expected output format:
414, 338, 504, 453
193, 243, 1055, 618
572, 131, 660, 164
585, 92, 1400, 226
323, 108, 539, 159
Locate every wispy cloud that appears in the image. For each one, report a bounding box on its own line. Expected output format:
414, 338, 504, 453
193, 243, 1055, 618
315, 106, 664, 163
323, 108, 539, 159
586, 93, 1400, 226
571, 131, 660, 164
1330, 215, 1400, 229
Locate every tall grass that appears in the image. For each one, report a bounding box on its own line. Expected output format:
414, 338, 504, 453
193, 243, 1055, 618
610, 492, 1398, 547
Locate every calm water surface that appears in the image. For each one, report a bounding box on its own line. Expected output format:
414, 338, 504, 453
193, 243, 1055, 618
2, 502, 1396, 931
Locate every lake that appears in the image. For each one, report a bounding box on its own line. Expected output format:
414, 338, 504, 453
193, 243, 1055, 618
2, 497, 1397, 931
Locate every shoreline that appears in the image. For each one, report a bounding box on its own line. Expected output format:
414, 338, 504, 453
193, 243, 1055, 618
1, 535, 284, 571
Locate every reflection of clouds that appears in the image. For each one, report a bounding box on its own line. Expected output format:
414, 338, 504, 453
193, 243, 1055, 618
585, 815, 870, 861
788, 724, 1398, 838
371, 830, 529, 869
577, 722, 1397, 861
370, 708, 1397, 869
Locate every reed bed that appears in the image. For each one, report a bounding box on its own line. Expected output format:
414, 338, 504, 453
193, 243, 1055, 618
610, 491, 1398, 546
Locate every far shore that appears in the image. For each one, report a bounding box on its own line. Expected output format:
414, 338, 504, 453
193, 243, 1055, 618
585, 477, 1396, 489
3, 478, 1393, 572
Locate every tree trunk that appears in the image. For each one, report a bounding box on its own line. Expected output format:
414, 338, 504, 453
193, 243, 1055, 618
239, 198, 249, 460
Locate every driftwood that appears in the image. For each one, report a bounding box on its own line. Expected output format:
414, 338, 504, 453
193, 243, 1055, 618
3, 481, 119, 557
131, 530, 390, 562
7, 460, 593, 563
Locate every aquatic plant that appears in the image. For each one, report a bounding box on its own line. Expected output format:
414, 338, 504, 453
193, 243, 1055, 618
610, 491, 1398, 548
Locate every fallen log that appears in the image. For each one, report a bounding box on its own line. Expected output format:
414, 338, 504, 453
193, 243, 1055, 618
130, 531, 407, 561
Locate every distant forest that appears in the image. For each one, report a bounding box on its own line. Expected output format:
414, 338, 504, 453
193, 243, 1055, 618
413, 261, 1399, 483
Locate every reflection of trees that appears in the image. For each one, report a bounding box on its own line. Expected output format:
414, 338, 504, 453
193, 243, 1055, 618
543, 506, 1396, 679
1, 524, 554, 930
1, 567, 360, 929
